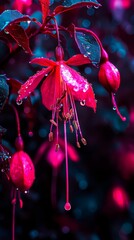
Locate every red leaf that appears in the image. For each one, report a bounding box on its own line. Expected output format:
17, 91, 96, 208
66, 54, 91, 66
5, 23, 32, 54
17, 67, 52, 102
7, 78, 22, 94
53, 1, 101, 16
39, 0, 50, 22
31, 57, 56, 67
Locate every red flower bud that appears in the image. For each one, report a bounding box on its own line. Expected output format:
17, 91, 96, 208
98, 61, 120, 93
10, 151, 35, 191
98, 61, 126, 121
55, 46, 64, 61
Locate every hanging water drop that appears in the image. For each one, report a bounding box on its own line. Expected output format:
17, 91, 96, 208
113, 107, 116, 111
80, 100, 85, 106
4, 29, 9, 34
16, 99, 23, 105
94, 5, 99, 9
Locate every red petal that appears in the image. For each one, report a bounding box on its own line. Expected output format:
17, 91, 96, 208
10, 151, 35, 191
31, 57, 56, 67
60, 63, 96, 111
66, 54, 91, 66
39, 0, 50, 23
17, 67, 52, 102
41, 66, 63, 110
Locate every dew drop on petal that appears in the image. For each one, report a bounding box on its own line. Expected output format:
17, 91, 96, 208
16, 99, 23, 105
64, 202, 71, 211
113, 107, 116, 111
4, 29, 9, 34
80, 100, 85, 106
94, 5, 99, 9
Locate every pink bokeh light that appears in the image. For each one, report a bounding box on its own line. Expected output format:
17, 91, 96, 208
109, 0, 130, 9
112, 187, 129, 209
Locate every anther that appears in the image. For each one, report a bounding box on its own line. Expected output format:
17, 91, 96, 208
73, 120, 78, 130
55, 143, 60, 152
77, 141, 81, 148
49, 132, 53, 142
81, 138, 87, 145
69, 125, 74, 133
50, 119, 57, 127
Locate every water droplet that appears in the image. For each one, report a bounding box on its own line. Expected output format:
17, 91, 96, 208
64, 202, 71, 211
4, 29, 9, 34
113, 107, 116, 111
24, 190, 28, 194
16, 99, 23, 105
80, 100, 85, 106
94, 5, 99, 9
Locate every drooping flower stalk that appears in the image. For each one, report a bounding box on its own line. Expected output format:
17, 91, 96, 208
64, 120, 71, 210
9, 104, 35, 239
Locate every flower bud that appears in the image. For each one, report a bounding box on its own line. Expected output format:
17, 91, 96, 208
15, 136, 24, 151
55, 46, 64, 61
98, 61, 120, 93
10, 151, 35, 191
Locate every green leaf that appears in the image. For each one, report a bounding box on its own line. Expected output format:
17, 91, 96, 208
53, 0, 101, 16
0, 75, 9, 111
75, 31, 101, 66
0, 10, 31, 32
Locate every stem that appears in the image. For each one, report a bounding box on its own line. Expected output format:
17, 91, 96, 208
52, 17, 61, 46
10, 104, 21, 137
12, 189, 17, 240
64, 120, 71, 211
111, 93, 126, 121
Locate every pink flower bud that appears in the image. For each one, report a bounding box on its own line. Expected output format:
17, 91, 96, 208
99, 61, 120, 93
10, 151, 35, 191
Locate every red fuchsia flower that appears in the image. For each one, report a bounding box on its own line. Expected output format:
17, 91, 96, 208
98, 59, 126, 121
17, 45, 96, 210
